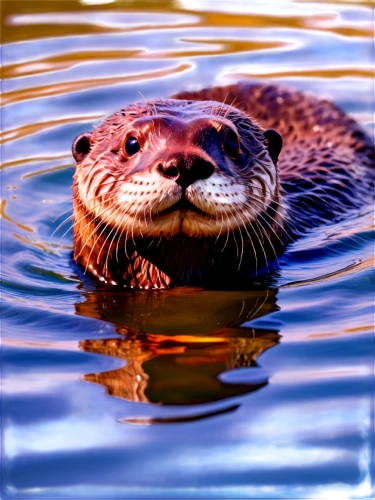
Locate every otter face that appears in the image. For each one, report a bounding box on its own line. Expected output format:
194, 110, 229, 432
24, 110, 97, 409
73, 99, 282, 239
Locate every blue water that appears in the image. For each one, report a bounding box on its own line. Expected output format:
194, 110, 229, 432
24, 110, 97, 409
1, 0, 374, 498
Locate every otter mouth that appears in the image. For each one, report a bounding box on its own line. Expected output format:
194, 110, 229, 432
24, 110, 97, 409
157, 197, 208, 217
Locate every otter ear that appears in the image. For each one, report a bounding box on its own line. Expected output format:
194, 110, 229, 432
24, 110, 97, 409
263, 129, 283, 164
72, 132, 92, 163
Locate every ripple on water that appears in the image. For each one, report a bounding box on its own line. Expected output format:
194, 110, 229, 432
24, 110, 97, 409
1, 0, 374, 497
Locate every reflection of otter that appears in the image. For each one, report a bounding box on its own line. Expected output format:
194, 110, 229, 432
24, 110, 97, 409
76, 288, 280, 405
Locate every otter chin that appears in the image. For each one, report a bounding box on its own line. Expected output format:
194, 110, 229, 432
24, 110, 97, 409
71, 82, 373, 289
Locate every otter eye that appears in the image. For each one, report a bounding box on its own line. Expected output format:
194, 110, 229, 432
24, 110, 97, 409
223, 135, 240, 159
124, 136, 140, 156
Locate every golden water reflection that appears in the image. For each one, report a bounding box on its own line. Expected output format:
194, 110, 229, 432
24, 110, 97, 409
2, 0, 371, 45
76, 288, 280, 405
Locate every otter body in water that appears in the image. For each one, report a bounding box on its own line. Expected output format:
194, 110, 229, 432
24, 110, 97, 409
72, 83, 373, 288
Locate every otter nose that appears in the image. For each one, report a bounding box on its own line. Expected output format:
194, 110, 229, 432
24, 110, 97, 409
157, 154, 214, 188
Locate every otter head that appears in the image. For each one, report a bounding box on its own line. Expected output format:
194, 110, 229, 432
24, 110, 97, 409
72, 99, 284, 287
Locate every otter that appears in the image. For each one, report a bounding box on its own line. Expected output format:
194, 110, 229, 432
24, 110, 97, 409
71, 82, 374, 289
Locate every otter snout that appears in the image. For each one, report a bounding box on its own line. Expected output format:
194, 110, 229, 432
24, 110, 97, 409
157, 153, 215, 188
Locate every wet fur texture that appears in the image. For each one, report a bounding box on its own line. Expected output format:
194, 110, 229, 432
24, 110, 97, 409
72, 82, 374, 289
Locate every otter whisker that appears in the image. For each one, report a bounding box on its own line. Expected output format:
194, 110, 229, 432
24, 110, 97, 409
76, 202, 117, 260
69, 194, 119, 242
232, 214, 245, 270
100, 223, 119, 272
146, 236, 156, 250
123, 229, 131, 260
234, 209, 258, 274
254, 218, 280, 265
114, 209, 132, 263
230, 218, 240, 260
221, 213, 232, 253
58, 205, 103, 244
56, 191, 116, 218
51, 213, 76, 239
131, 202, 144, 243
81, 219, 110, 274
233, 209, 244, 270
51, 198, 98, 237
248, 218, 270, 271
155, 235, 163, 249
215, 209, 225, 242
250, 197, 292, 243
215, 91, 229, 117
97, 205, 125, 272
141, 202, 149, 227
141, 195, 155, 227
138, 91, 157, 117
253, 217, 279, 267
114, 215, 126, 263
85, 215, 113, 272
251, 191, 289, 211
248, 202, 285, 246
250, 195, 295, 241
52, 206, 75, 223
223, 97, 239, 118
148, 200, 154, 224
106, 212, 127, 272
53, 193, 119, 242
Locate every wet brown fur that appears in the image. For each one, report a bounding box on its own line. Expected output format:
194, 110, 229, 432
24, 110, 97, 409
72, 82, 374, 289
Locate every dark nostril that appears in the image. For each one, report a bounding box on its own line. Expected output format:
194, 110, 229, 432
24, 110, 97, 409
158, 164, 180, 180
195, 160, 214, 181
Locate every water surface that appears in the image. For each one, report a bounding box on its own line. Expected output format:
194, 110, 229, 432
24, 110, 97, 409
1, 0, 374, 498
